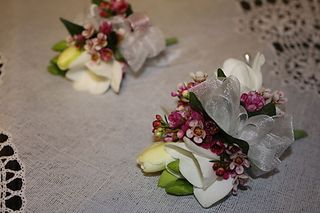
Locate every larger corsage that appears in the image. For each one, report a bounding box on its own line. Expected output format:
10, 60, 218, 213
48, 0, 177, 95
137, 53, 307, 208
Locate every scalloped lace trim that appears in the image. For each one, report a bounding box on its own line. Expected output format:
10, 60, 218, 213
0, 131, 26, 212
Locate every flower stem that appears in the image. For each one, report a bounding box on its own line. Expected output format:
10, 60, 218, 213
165, 37, 178, 46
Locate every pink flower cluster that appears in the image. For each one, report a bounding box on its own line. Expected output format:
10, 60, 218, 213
240, 91, 266, 112
171, 82, 195, 102
212, 145, 250, 193
68, 21, 114, 63
240, 88, 288, 114
152, 72, 251, 192
258, 87, 288, 104
98, 0, 130, 18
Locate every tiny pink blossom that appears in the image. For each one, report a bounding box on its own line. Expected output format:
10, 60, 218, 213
99, 21, 113, 35
84, 39, 96, 54
66, 35, 74, 45
82, 23, 95, 39
258, 87, 273, 100
92, 33, 108, 51
177, 130, 184, 139
272, 90, 288, 104
186, 120, 206, 144
241, 91, 266, 112
168, 111, 184, 129
209, 139, 226, 155
229, 153, 250, 175
99, 48, 113, 62
110, 0, 129, 14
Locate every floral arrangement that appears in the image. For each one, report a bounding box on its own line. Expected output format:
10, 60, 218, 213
48, 0, 177, 95
137, 53, 307, 208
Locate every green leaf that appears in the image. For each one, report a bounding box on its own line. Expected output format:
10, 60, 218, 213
92, 0, 103, 5
247, 102, 276, 117
223, 133, 249, 154
125, 4, 134, 17
167, 160, 180, 174
165, 37, 178, 46
106, 31, 119, 52
294, 129, 308, 140
217, 68, 226, 78
60, 18, 85, 36
47, 63, 65, 77
165, 179, 194, 196
52, 40, 68, 52
189, 92, 208, 117
114, 49, 125, 62
50, 55, 59, 65
158, 170, 178, 188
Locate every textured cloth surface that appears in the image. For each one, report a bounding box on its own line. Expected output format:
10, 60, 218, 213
0, 0, 319, 212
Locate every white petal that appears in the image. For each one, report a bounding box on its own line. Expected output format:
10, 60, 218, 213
194, 154, 217, 189
86, 60, 123, 93
69, 52, 91, 69
165, 143, 204, 188
66, 68, 87, 82
184, 137, 219, 160
110, 60, 123, 93
186, 129, 193, 138
87, 75, 111, 95
222, 53, 265, 92
85, 61, 113, 79
66, 69, 110, 95
194, 178, 234, 208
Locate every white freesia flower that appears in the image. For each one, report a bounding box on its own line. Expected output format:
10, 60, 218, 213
164, 138, 234, 208
66, 52, 123, 94
137, 142, 175, 173
222, 52, 265, 92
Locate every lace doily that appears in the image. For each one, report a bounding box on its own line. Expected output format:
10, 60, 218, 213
237, 0, 320, 95
0, 53, 6, 85
0, 131, 26, 212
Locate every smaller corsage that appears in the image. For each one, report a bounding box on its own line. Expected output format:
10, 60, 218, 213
137, 53, 307, 208
48, 0, 177, 95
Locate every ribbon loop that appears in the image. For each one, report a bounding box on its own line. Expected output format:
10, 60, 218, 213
190, 76, 294, 176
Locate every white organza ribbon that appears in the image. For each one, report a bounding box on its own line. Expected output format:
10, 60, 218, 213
189, 76, 294, 176
90, 5, 166, 72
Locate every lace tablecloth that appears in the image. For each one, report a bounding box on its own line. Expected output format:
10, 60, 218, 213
0, 0, 319, 212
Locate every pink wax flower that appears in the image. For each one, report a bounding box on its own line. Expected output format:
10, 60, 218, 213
82, 23, 95, 39
99, 48, 113, 62
204, 120, 219, 136
272, 90, 288, 104
92, 33, 108, 51
171, 82, 196, 102
258, 87, 273, 100
189, 110, 204, 123
210, 139, 226, 155
212, 162, 230, 180
186, 120, 206, 144
84, 39, 96, 54
226, 144, 241, 155
240, 91, 266, 112
99, 21, 113, 35
68, 34, 86, 48
110, 0, 129, 14
199, 136, 214, 149
229, 152, 250, 175
168, 111, 184, 129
